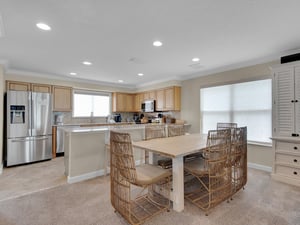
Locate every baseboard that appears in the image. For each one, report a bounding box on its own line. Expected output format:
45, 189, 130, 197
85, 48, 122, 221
248, 162, 272, 173
67, 169, 106, 184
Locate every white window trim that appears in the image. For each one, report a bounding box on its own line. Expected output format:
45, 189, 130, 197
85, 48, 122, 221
72, 89, 112, 118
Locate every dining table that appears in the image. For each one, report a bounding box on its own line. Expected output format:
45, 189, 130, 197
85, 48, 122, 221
132, 133, 207, 212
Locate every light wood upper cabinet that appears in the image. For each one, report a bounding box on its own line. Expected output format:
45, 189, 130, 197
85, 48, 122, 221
7, 81, 51, 93
112, 92, 136, 112
155, 86, 181, 111
112, 86, 181, 112
52, 86, 72, 112
148, 90, 156, 100
31, 83, 52, 93
134, 93, 143, 112
6, 80, 30, 91
156, 89, 165, 111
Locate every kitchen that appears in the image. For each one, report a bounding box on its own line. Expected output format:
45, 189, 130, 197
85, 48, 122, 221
0, 1, 300, 224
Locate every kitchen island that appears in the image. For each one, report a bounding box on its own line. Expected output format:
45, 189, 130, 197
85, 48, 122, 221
63, 125, 146, 183
62, 123, 191, 183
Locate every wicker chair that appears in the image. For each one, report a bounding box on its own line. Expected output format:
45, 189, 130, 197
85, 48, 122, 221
167, 124, 185, 137
157, 124, 185, 169
184, 129, 232, 215
230, 127, 247, 196
110, 131, 171, 225
144, 125, 166, 164
217, 122, 237, 130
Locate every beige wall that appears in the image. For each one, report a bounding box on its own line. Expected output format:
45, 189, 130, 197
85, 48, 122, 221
2, 61, 279, 169
0, 65, 4, 172
181, 61, 279, 168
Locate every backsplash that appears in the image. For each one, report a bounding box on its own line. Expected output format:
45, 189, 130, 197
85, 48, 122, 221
53, 111, 182, 125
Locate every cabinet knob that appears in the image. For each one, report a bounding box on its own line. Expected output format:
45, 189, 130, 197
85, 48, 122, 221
296, 100, 299, 103
291, 100, 295, 103
294, 146, 298, 150
294, 159, 298, 163
294, 171, 298, 175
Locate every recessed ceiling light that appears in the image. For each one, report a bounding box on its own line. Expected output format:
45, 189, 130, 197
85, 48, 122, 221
36, 23, 51, 31
138, 73, 144, 76
118, 80, 124, 83
82, 61, 92, 65
153, 41, 163, 47
69, 72, 77, 76
192, 57, 200, 62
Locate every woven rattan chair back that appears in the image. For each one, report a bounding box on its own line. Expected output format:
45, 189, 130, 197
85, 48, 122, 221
217, 122, 237, 130
110, 131, 171, 225
184, 129, 232, 215
230, 126, 247, 197
110, 131, 137, 184
167, 124, 185, 137
145, 125, 166, 140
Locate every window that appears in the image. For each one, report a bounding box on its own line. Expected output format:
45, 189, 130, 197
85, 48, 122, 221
200, 79, 272, 144
73, 89, 111, 117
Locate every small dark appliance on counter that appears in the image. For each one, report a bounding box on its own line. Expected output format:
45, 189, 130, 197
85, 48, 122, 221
113, 114, 122, 122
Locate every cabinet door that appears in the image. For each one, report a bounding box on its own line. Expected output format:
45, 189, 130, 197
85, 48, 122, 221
149, 91, 156, 100
31, 84, 51, 93
125, 94, 134, 112
165, 87, 174, 110
6, 81, 30, 91
52, 86, 72, 112
112, 93, 125, 112
295, 66, 300, 135
273, 68, 295, 136
156, 89, 164, 111
134, 94, 141, 112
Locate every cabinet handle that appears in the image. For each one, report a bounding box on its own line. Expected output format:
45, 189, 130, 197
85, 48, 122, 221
294, 159, 298, 163
294, 171, 298, 175
294, 146, 298, 150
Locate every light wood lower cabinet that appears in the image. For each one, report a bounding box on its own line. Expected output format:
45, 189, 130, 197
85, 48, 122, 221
52, 86, 72, 112
52, 126, 57, 158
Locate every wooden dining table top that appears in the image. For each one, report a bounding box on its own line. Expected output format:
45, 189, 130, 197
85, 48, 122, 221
132, 133, 207, 158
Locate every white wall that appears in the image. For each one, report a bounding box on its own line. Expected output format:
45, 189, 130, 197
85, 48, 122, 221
0, 65, 4, 173
181, 61, 279, 168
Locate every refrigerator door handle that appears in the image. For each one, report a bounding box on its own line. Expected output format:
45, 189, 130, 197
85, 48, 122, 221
28, 92, 32, 136
11, 138, 28, 142
35, 137, 50, 141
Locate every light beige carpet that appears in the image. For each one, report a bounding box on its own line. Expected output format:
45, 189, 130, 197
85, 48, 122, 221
0, 157, 67, 202
0, 168, 299, 225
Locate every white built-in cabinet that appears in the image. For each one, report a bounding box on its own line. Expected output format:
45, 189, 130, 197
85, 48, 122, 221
271, 62, 300, 186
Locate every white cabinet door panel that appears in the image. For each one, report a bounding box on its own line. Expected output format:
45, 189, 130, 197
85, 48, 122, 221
274, 68, 295, 136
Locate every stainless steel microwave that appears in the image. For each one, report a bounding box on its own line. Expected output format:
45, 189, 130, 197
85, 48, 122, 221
141, 100, 155, 112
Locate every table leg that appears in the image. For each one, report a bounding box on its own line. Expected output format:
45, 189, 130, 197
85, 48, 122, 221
172, 156, 184, 212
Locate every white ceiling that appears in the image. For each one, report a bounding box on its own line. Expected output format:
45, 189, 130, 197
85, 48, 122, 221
0, 0, 300, 88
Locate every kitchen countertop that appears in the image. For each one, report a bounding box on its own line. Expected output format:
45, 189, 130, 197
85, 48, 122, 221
62, 126, 108, 133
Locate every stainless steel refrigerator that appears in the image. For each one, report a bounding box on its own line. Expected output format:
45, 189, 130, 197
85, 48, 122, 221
5, 90, 52, 166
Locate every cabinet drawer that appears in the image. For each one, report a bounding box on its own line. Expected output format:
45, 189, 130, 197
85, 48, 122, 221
276, 165, 300, 179
276, 153, 300, 165
276, 141, 300, 152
